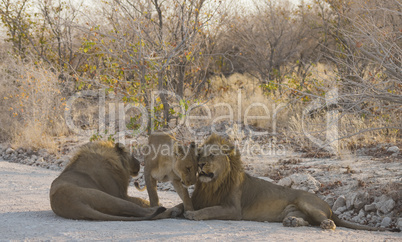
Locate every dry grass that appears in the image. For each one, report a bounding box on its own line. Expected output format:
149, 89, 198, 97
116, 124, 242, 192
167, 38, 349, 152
0, 43, 399, 155
206, 71, 400, 155
0, 53, 69, 153
207, 73, 289, 131
286, 102, 401, 154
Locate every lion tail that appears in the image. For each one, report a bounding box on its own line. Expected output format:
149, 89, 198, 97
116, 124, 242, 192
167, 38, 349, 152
332, 214, 400, 232
134, 181, 147, 191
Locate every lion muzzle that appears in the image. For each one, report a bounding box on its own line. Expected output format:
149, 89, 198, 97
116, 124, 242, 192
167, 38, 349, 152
199, 171, 214, 179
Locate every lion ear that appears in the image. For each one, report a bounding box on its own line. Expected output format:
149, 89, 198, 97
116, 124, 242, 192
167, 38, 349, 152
219, 143, 234, 155
115, 143, 126, 153
197, 147, 204, 157
173, 142, 184, 157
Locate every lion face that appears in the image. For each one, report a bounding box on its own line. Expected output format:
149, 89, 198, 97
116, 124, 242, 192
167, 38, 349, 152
197, 144, 231, 183
173, 142, 198, 187
127, 155, 141, 176
115, 143, 140, 177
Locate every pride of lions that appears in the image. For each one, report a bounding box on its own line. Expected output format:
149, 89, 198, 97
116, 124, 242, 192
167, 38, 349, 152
50, 133, 396, 231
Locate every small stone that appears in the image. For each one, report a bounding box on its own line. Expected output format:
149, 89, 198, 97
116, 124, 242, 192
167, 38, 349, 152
5, 148, 14, 155
38, 149, 49, 159
258, 177, 274, 183
48, 165, 60, 171
346, 197, 353, 209
332, 195, 346, 212
16, 148, 22, 154
277, 177, 292, 187
25, 148, 33, 156
376, 197, 395, 214
380, 217, 392, 228
397, 218, 402, 230
352, 210, 366, 223
345, 210, 354, 216
387, 146, 399, 153
339, 210, 351, 220
364, 203, 376, 212
335, 206, 347, 215
324, 195, 335, 208
277, 173, 321, 193
351, 216, 359, 223
347, 191, 369, 210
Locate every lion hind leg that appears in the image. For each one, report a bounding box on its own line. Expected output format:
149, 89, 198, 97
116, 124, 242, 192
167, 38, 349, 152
296, 198, 334, 229
283, 216, 310, 227
282, 206, 310, 227
83, 188, 160, 217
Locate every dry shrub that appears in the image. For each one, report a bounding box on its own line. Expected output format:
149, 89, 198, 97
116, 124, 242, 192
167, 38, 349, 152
207, 73, 289, 131
205, 70, 400, 155
0, 55, 69, 152
286, 110, 401, 154
280, 62, 401, 154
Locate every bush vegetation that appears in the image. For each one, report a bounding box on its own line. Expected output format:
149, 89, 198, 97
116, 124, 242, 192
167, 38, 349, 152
0, 0, 400, 153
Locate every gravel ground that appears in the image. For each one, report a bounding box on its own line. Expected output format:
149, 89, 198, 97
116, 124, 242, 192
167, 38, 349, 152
1, 160, 401, 241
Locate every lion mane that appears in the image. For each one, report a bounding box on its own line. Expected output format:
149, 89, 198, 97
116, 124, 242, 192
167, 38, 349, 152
192, 134, 244, 210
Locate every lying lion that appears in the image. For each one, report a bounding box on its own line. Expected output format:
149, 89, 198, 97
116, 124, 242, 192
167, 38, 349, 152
184, 134, 393, 231
49, 141, 165, 221
142, 133, 198, 211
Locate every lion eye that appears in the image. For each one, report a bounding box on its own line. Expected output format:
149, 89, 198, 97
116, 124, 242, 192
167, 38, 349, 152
187, 167, 191, 172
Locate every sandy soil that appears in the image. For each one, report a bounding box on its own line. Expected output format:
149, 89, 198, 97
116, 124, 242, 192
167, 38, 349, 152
0, 160, 401, 241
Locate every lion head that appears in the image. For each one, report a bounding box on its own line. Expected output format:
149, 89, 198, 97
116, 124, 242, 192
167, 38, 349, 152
197, 134, 243, 183
69, 141, 141, 177
173, 142, 198, 187
191, 134, 245, 209
114, 142, 141, 177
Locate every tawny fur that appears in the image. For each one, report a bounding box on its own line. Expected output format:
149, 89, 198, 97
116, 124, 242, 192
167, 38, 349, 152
192, 135, 244, 210
186, 134, 392, 231
49, 141, 165, 221
143, 133, 198, 212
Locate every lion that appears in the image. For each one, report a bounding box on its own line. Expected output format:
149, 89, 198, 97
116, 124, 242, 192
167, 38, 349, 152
184, 134, 395, 231
49, 141, 166, 221
142, 133, 198, 211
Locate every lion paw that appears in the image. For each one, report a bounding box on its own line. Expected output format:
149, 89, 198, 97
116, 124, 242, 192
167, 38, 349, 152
184, 211, 201, 221
283, 216, 309, 227
320, 219, 336, 230
170, 207, 183, 218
